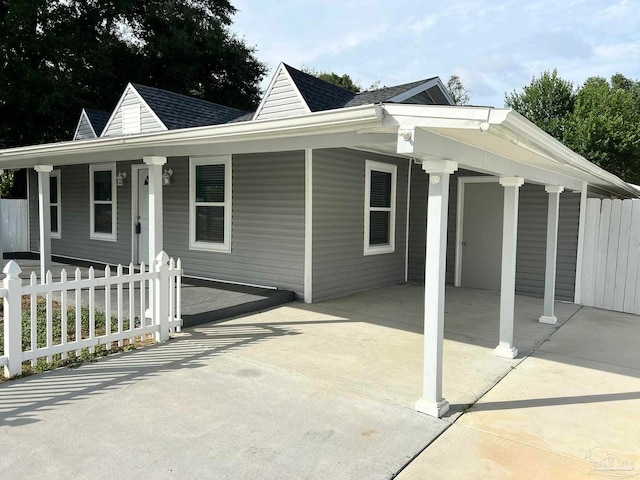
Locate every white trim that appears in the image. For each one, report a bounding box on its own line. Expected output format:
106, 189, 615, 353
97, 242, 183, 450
574, 181, 588, 304
89, 163, 117, 242
131, 164, 147, 264
404, 158, 412, 282
364, 160, 397, 256
454, 176, 500, 287
189, 156, 232, 253
101, 83, 168, 137
252, 63, 312, 121
304, 149, 313, 303
50, 169, 61, 239
389, 77, 455, 106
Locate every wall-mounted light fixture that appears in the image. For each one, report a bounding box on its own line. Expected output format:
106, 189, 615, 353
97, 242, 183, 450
162, 168, 173, 186
116, 171, 127, 187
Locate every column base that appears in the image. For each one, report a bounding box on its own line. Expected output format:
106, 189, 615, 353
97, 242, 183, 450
539, 315, 557, 325
415, 397, 450, 418
493, 345, 518, 359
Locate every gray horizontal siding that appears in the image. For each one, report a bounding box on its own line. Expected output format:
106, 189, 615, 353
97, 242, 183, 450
312, 148, 408, 302
102, 88, 164, 137
407, 168, 580, 301
163, 152, 305, 296
74, 115, 96, 140
29, 163, 134, 265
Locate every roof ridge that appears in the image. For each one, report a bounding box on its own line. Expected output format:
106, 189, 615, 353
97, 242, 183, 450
131, 83, 248, 115
357, 77, 437, 96
282, 64, 358, 97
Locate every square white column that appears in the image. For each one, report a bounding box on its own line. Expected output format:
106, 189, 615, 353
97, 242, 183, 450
35, 165, 54, 280
0, 169, 3, 266
415, 159, 458, 418
540, 185, 564, 324
143, 156, 167, 262
494, 177, 524, 359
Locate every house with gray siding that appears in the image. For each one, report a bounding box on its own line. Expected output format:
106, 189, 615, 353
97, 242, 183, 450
1, 61, 638, 418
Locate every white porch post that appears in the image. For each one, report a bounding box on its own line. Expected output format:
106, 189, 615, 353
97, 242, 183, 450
494, 177, 524, 359
0, 169, 3, 266
35, 165, 54, 280
415, 159, 458, 418
540, 185, 564, 324
143, 156, 166, 262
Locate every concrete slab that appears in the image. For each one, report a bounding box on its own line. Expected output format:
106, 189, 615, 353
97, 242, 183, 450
399, 306, 640, 479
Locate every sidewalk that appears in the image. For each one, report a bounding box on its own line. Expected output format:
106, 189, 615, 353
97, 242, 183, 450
397, 306, 640, 479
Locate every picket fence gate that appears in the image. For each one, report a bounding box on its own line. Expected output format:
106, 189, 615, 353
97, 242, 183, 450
580, 198, 640, 314
0, 251, 182, 378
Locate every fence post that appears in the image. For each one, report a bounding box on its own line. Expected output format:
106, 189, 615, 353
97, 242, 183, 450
3, 260, 23, 378
154, 251, 170, 342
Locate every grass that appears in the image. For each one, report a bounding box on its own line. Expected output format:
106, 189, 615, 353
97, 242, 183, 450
0, 296, 155, 383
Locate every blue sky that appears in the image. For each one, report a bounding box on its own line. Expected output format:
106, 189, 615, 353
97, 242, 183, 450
231, 0, 640, 107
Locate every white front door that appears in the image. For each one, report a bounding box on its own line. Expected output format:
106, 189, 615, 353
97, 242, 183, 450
461, 181, 504, 290
135, 167, 150, 265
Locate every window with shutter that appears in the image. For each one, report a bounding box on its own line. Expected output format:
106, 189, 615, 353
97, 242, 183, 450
364, 160, 396, 255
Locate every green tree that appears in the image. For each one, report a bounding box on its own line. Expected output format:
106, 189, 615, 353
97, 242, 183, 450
302, 67, 361, 93
564, 75, 640, 182
0, 0, 267, 148
445, 75, 471, 105
505, 69, 575, 141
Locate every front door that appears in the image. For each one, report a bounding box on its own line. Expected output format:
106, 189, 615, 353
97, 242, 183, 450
461, 181, 503, 290
135, 167, 150, 265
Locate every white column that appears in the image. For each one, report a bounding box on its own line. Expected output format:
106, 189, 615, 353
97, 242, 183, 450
143, 156, 166, 262
35, 165, 53, 280
494, 176, 524, 359
574, 182, 588, 304
0, 169, 3, 267
540, 185, 564, 324
415, 159, 458, 418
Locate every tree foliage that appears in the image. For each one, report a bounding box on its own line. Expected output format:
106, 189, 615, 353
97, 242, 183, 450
506, 70, 640, 183
505, 69, 575, 140
0, 0, 267, 148
445, 75, 471, 105
301, 66, 361, 93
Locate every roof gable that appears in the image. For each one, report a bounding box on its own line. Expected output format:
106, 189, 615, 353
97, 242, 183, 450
284, 64, 356, 112
344, 77, 454, 107
253, 63, 311, 120
102, 84, 167, 137
73, 108, 110, 140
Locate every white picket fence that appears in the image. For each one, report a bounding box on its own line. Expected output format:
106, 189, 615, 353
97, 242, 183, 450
581, 198, 640, 313
1, 251, 182, 378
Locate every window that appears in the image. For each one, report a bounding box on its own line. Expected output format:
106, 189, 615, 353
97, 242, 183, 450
90, 163, 117, 241
122, 104, 141, 135
189, 156, 232, 252
50, 170, 61, 238
364, 160, 396, 255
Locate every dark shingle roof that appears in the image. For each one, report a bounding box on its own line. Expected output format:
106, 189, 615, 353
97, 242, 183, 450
84, 109, 110, 136
344, 78, 438, 107
132, 83, 249, 129
283, 64, 356, 112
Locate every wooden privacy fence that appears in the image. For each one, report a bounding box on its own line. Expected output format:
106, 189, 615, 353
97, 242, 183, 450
0, 251, 182, 378
581, 198, 640, 313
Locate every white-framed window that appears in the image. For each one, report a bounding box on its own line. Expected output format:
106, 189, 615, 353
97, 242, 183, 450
90, 163, 117, 241
189, 156, 232, 253
364, 160, 396, 255
122, 104, 141, 135
50, 170, 61, 239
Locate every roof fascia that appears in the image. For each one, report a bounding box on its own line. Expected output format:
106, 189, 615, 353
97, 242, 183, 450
252, 63, 311, 120
388, 77, 455, 105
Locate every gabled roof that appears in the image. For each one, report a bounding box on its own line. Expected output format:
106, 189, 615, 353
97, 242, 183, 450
345, 78, 447, 106
84, 109, 110, 136
283, 64, 357, 112
131, 83, 249, 129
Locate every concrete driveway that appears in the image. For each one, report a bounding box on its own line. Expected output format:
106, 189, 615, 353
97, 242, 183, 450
1, 284, 624, 479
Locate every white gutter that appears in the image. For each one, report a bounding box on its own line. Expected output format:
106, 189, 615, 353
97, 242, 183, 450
0, 105, 382, 165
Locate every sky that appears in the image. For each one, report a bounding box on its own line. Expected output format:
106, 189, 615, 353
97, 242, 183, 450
231, 0, 640, 107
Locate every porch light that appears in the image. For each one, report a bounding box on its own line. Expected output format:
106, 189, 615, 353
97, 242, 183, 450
162, 168, 173, 186
116, 171, 127, 187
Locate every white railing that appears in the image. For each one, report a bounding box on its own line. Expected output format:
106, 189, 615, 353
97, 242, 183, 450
1, 251, 182, 378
